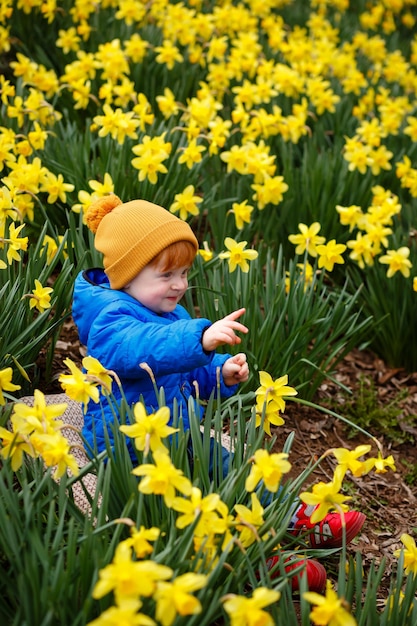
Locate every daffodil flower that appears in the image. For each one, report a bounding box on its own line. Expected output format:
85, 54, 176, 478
93, 104, 140, 144
177, 139, 206, 169
299, 473, 351, 524
58, 358, 100, 410
218, 237, 258, 273
231, 199, 254, 230
83, 355, 113, 392
0, 426, 34, 470
251, 174, 289, 209
11, 388, 67, 432
87, 603, 155, 626
197, 241, 213, 262
132, 449, 192, 507
369, 451, 396, 473
171, 486, 221, 534
222, 587, 280, 626
133, 93, 154, 132
394, 533, 417, 575
0, 367, 21, 404
316, 239, 346, 272
40, 171, 75, 203
154, 572, 208, 626
304, 581, 357, 626
31, 431, 79, 479
88, 172, 114, 196
234, 492, 265, 547
169, 184, 203, 220
125, 525, 160, 559
40, 235, 59, 264
297, 261, 315, 289
343, 136, 372, 174
336, 204, 363, 232
346, 232, 375, 269
255, 396, 286, 435
56, 26, 80, 54
92, 541, 172, 604
72, 188, 100, 217
1, 221, 28, 264
120, 403, 178, 455
0, 388, 78, 476
0, 184, 17, 223
131, 133, 171, 185
379, 246, 412, 278
26, 279, 53, 313
156, 87, 179, 119
245, 449, 291, 493
210, 499, 235, 548
288, 222, 325, 257
255, 371, 298, 413
154, 39, 183, 70
332, 445, 374, 479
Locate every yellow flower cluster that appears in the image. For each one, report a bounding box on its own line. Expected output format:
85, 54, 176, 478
0, 358, 110, 480
300, 444, 397, 524
89, 537, 207, 626
288, 183, 414, 281
254, 371, 298, 435
0, 388, 79, 479
58, 356, 114, 410
0, 171, 71, 279
2, 0, 417, 306
289, 222, 347, 274
90, 523, 279, 626
338, 185, 413, 277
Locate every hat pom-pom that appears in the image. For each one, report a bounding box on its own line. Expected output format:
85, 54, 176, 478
85, 195, 123, 233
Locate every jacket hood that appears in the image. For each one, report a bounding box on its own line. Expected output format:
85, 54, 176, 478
72, 268, 134, 345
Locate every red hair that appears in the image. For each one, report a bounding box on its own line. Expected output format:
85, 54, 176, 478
149, 240, 197, 271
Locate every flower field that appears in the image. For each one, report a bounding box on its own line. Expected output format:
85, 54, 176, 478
1, 0, 417, 624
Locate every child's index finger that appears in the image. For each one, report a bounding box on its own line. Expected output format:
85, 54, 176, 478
226, 307, 246, 321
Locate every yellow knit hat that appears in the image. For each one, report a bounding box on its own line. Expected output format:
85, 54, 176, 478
85, 195, 198, 289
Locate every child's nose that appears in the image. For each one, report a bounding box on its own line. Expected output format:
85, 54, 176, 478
172, 275, 187, 289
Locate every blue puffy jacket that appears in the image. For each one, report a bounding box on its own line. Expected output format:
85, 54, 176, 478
72, 268, 237, 453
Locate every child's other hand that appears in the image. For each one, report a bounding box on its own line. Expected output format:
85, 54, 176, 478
222, 353, 249, 387
202, 308, 248, 352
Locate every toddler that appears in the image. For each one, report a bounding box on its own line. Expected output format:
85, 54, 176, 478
72, 194, 249, 458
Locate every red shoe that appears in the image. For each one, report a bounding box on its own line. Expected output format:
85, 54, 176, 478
290, 503, 366, 549
266, 554, 327, 592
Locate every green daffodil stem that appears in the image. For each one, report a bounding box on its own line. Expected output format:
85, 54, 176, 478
335, 504, 347, 597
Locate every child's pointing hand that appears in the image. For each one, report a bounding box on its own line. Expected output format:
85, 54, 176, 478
202, 308, 248, 352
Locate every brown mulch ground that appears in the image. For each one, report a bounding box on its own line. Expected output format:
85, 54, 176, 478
272, 348, 417, 587
39, 318, 417, 591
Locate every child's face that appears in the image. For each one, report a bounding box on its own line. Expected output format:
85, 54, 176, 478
123, 262, 190, 314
